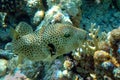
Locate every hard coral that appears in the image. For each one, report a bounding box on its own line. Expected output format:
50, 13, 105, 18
94, 50, 120, 67
46, 0, 82, 27
32, 10, 45, 26
101, 61, 114, 70
93, 50, 119, 79
113, 67, 120, 79
108, 28, 120, 63
4, 71, 30, 80
109, 28, 120, 54
94, 50, 111, 65
0, 59, 8, 76
63, 59, 74, 70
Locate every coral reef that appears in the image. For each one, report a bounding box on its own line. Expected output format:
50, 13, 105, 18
108, 28, 120, 52
4, 70, 30, 80
0, 49, 14, 60
32, 10, 45, 26
46, 0, 82, 27
108, 27, 120, 62
113, 67, 120, 79
36, 5, 72, 30
46, 24, 120, 80
0, 59, 8, 76
94, 50, 120, 79
0, 0, 120, 80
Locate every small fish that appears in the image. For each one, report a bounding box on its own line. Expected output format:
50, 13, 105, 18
11, 22, 87, 63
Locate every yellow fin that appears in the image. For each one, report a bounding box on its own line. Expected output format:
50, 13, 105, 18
10, 27, 20, 40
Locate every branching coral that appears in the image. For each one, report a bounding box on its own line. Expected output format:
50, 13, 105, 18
58, 23, 120, 80
81, 23, 108, 55
1, 0, 120, 80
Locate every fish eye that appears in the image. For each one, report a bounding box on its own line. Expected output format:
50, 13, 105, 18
64, 33, 70, 38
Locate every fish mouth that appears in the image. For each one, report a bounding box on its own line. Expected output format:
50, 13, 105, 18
48, 43, 56, 56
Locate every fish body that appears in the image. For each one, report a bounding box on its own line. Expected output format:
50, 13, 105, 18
11, 22, 87, 62
0, 0, 25, 12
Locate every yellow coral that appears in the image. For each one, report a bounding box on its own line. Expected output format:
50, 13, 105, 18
94, 50, 111, 65
94, 50, 120, 67
63, 60, 73, 70
81, 23, 108, 55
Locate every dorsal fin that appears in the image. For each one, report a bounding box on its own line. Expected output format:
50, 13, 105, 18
36, 25, 46, 36
15, 22, 33, 36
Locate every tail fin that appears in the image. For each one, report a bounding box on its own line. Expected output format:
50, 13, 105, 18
10, 27, 20, 40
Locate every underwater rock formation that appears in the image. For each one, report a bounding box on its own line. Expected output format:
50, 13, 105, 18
108, 27, 120, 62
113, 67, 120, 79
0, 49, 14, 60
108, 27, 120, 53
4, 70, 30, 80
1, 0, 120, 80
32, 10, 45, 26
46, 0, 82, 16
0, 59, 8, 76
36, 5, 72, 30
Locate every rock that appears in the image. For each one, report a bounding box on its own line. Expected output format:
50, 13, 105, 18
113, 67, 120, 79
0, 29, 10, 42
0, 49, 14, 60
0, 59, 8, 76
4, 42, 13, 50
32, 10, 44, 26
101, 61, 114, 71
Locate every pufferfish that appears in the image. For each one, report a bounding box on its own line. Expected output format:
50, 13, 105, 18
10, 22, 87, 63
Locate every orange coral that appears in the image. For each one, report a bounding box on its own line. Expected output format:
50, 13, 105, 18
93, 50, 120, 79
93, 50, 120, 67
63, 60, 74, 70
94, 50, 111, 65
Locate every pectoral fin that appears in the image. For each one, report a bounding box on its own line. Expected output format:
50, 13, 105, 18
47, 43, 56, 56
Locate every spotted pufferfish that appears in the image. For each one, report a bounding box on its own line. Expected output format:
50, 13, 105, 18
11, 22, 87, 63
